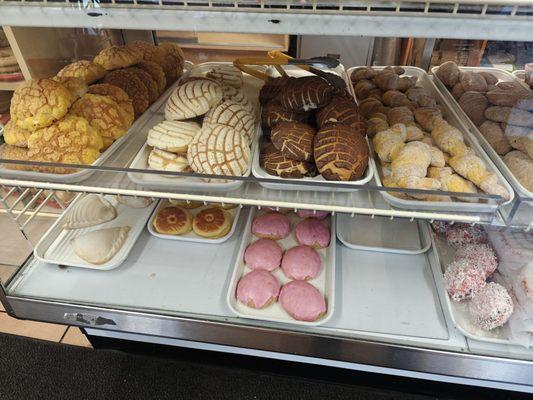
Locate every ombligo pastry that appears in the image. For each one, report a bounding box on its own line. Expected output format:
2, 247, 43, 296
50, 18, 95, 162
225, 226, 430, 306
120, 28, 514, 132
236, 270, 281, 309
153, 206, 191, 235
62, 194, 116, 230
71, 226, 130, 265
279, 280, 326, 322
193, 207, 232, 238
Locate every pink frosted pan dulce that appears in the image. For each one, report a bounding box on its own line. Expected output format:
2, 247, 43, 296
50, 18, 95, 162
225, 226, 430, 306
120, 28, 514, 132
296, 210, 329, 219
236, 270, 281, 309
279, 280, 326, 322
281, 245, 322, 280
244, 238, 283, 271
251, 212, 290, 240
295, 218, 330, 249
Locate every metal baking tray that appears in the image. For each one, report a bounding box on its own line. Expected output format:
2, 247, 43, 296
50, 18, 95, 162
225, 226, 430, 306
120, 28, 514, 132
227, 207, 336, 326
431, 65, 533, 199
128, 62, 261, 192
347, 65, 514, 213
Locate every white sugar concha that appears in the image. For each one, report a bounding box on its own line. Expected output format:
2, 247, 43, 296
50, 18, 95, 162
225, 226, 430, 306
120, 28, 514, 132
187, 124, 251, 177
62, 194, 116, 230
165, 79, 223, 120
222, 85, 254, 113
204, 100, 255, 145
205, 65, 243, 88
147, 120, 201, 153
71, 226, 130, 265
148, 148, 190, 173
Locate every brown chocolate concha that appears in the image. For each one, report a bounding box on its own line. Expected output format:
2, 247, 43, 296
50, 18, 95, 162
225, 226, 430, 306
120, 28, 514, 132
279, 76, 333, 112
259, 76, 293, 105
316, 96, 366, 136
261, 143, 316, 179
313, 124, 369, 181
261, 100, 308, 128
271, 121, 315, 162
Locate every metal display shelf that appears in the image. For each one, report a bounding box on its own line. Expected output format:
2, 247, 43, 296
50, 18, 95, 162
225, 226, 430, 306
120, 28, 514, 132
1, 208, 532, 392
0, 1, 532, 41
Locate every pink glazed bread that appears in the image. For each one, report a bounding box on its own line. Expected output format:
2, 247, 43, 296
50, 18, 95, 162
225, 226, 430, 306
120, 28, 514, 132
251, 212, 290, 240
279, 280, 326, 322
244, 238, 283, 271
236, 270, 281, 309
281, 245, 322, 280
295, 218, 330, 249
296, 210, 329, 219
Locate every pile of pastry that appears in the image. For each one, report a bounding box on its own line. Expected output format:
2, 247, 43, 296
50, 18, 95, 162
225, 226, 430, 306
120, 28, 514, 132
431, 221, 514, 332
236, 210, 331, 322
2, 41, 184, 173
63, 194, 153, 265
152, 200, 237, 239
436, 61, 533, 192
352, 66, 509, 201
146, 64, 256, 178
259, 74, 369, 181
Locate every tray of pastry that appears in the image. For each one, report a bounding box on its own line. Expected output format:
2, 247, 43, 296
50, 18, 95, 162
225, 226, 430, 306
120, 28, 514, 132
428, 222, 528, 346
252, 65, 374, 191
34, 193, 156, 270
336, 214, 431, 255
348, 65, 514, 213
147, 199, 241, 244
226, 207, 335, 326
431, 64, 533, 199
127, 62, 261, 192
0, 44, 189, 184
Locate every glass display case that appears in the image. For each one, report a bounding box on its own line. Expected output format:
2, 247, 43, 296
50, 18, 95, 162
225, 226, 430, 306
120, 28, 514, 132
0, 1, 532, 394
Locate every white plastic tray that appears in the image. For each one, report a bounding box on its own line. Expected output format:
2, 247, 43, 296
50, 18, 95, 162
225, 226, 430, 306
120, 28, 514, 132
431, 65, 533, 199
430, 230, 513, 345
252, 66, 375, 192
34, 194, 157, 270
336, 214, 431, 254
147, 200, 241, 244
0, 70, 184, 184
127, 61, 261, 192
347, 65, 514, 213
227, 207, 336, 326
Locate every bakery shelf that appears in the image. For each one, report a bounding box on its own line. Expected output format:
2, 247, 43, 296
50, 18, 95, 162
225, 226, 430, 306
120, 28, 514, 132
0, 1, 532, 41
2, 208, 533, 391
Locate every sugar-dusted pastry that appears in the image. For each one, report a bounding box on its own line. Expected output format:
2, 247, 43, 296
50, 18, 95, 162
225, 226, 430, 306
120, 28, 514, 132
469, 283, 513, 330
271, 121, 315, 162
103, 69, 150, 117
27, 115, 103, 169
147, 120, 200, 153
460, 71, 487, 92
436, 61, 460, 87
187, 124, 250, 177
56, 60, 106, 84
244, 238, 283, 271
3, 120, 31, 147
10, 79, 74, 131
63, 194, 116, 229
295, 210, 329, 219
135, 60, 167, 95
281, 245, 322, 281
169, 199, 203, 209
503, 151, 533, 192
479, 121, 511, 155
445, 223, 488, 248
153, 205, 191, 235
116, 195, 153, 208
148, 148, 189, 172
87, 83, 135, 119
52, 76, 88, 100
126, 67, 159, 104
279, 280, 326, 322
165, 79, 223, 120
279, 76, 333, 112
205, 64, 243, 88
192, 207, 232, 238
455, 243, 498, 278
295, 218, 330, 249
93, 45, 142, 71
251, 212, 290, 240
70, 93, 133, 148
459, 91, 488, 126
71, 226, 130, 265
444, 259, 486, 302
236, 270, 281, 309
260, 143, 317, 179
203, 100, 255, 145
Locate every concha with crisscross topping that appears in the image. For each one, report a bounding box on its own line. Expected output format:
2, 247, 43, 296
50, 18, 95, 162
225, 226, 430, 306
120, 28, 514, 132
165, 79, 223, 120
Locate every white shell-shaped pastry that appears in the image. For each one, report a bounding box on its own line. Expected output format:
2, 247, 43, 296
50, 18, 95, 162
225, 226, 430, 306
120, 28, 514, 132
116, 195, 153, 208
203, 100, 255, 145
165, 79, 222, 120
148, 148, 189, 172
146, 120, 200, 153
62, 194, 117, 230
205, 65, 243, 88
71, 226, 130, 265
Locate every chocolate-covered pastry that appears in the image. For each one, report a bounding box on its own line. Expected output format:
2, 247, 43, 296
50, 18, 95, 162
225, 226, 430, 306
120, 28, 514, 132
316, 96, 366, 135
259, 76, 293, 105
261, 100, 308, 128
313, 124, 369, 181
261, 143, 316, 178
271, 121, 315, 162
279, 76, 333, 112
